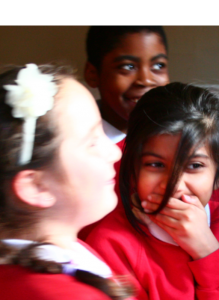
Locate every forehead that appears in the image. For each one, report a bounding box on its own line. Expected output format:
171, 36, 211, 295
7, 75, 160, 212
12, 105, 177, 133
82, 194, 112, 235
102, 32, 167, 63
143, 134, 180, 156
55, 78, 101, 141
143, 134, 213, 159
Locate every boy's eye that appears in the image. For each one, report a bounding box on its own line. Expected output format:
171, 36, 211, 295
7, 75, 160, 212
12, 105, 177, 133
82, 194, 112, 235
152, 62, 166, 71
119, 64, 135, 71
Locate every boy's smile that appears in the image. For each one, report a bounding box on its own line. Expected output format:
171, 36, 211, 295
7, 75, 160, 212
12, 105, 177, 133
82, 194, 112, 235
96, 32, 169, 133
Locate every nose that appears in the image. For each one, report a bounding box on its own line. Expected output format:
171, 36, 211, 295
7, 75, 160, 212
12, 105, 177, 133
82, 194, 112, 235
105, 137, 122, 165
159, 174, 168, 191
135, 67, 156, 87
172, 173, 189, 199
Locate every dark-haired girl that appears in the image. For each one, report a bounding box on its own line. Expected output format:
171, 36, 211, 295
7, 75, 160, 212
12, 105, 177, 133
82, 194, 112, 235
86, 82, 219, 300
0, 64, 135, 300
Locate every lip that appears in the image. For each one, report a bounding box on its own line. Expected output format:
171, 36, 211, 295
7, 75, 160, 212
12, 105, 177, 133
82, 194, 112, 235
123, 96, 141, 108
124, 88, 153, 104
123, 93, 146, 106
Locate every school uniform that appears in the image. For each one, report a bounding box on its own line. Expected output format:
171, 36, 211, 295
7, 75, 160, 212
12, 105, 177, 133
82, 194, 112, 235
86, 201, 219, 300
0, 239, 113, 300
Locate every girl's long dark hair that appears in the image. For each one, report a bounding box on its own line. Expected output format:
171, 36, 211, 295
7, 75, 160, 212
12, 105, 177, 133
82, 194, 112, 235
120, 82, 219, 234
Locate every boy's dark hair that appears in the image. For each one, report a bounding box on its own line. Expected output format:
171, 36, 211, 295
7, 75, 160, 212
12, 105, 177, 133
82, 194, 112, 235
120, 82, 219, 234
86, 26, 168, 70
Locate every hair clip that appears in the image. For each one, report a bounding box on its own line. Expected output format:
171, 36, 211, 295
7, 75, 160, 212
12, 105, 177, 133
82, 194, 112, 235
4, 64, 58, 165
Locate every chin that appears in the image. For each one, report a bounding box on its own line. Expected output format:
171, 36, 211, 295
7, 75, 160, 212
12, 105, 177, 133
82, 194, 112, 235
96, 194, 118, 222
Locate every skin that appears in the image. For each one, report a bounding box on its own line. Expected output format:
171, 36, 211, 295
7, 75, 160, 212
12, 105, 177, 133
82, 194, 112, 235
134, 133, 219, 260
86, 32, 169, 133
19, 79, 122, 248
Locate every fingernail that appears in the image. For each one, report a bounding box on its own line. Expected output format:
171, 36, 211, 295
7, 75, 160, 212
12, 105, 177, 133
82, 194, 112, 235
183, 195, 191, 201
141, 201, 147, 208
183, 195, 196, 203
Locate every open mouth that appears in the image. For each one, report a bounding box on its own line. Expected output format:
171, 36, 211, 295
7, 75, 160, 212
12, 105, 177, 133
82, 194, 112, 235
124, 96, 141, 104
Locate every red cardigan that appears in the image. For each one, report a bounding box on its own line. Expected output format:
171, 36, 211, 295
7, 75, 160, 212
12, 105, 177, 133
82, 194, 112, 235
86, 201, 219, 300
0, 264, 112, 300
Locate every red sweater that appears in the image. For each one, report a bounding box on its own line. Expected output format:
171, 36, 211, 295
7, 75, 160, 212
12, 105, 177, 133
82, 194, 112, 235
0, 265, 113, 300
0, 239, 115, 300
86, 201, 219, 300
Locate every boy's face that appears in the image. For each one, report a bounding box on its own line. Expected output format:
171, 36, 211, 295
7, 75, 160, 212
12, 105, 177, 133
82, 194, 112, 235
94, 32, 169, 123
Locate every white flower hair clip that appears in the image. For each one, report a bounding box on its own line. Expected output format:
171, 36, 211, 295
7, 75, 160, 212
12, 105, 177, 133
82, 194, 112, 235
4, 64, 58, 165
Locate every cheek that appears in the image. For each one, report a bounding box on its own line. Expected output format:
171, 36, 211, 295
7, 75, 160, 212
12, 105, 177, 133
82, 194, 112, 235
188, 175, 214, 206
155, 75, 169, 86
71, 158, 107, 190
137, 173, 154, 200
103, 74, 135, 96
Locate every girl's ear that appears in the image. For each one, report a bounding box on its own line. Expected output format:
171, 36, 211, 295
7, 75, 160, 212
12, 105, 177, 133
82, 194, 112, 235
13, 170, 55, 208
84, 62, 99, 88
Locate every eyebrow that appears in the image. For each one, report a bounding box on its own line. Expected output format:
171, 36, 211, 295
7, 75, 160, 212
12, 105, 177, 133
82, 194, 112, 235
113, 55, 140, 63
141, 151, 164, 159
189, 153, 210, 159
113, 53, 168, 64
151, 53, 168, 61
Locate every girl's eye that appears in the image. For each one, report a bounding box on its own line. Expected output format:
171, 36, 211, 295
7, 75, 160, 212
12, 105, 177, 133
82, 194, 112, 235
144, 162, 164, 168
187, 163, 203, 170
152, 62, 166, 71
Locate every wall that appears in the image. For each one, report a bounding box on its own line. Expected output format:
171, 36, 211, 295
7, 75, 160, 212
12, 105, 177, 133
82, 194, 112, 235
164, 26, 219, 83
0, 26, 219, 86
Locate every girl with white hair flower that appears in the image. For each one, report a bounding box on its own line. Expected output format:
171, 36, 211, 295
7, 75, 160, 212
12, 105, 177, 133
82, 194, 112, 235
0, 63, 135, 300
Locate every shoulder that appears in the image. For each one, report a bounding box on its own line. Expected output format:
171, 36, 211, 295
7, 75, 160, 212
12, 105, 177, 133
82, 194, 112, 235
210, 189, 219, 202
209, 200, 219, 240
209, 199, 219, 222
87, 208, 137, 241
0, 265, 111, 300
86, 208, 144, 260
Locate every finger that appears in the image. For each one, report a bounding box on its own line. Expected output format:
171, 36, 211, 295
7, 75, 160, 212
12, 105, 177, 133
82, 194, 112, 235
141, 201, 160, 213
141, 194, 163, 213
154, 205, 190, 222
164, 197, 189, 210
132, 207, 151, 225
147, 194, 163, 204
181, 194, 204, 209
149, 213, 178, 230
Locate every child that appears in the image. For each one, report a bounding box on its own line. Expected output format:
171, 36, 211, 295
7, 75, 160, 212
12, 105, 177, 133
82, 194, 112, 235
84, 26, 169, 148
80, 27, 170, 239
0, 64, 135, 300
86, 82, 219, 300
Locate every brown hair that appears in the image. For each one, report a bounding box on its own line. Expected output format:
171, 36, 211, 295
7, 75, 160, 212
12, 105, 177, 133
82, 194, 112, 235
120, 82, 219, 234
0, 64, 134, 299
0, 64, 74, 233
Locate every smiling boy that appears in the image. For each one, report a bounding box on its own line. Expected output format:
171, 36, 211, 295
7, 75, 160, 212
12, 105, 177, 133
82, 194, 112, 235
84, 26, 169, 138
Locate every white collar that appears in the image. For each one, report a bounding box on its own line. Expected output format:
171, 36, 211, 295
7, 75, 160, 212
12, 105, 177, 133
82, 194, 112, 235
144, 204, 211, 246
1, 239, 112, 278
102, 119, 126, 144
